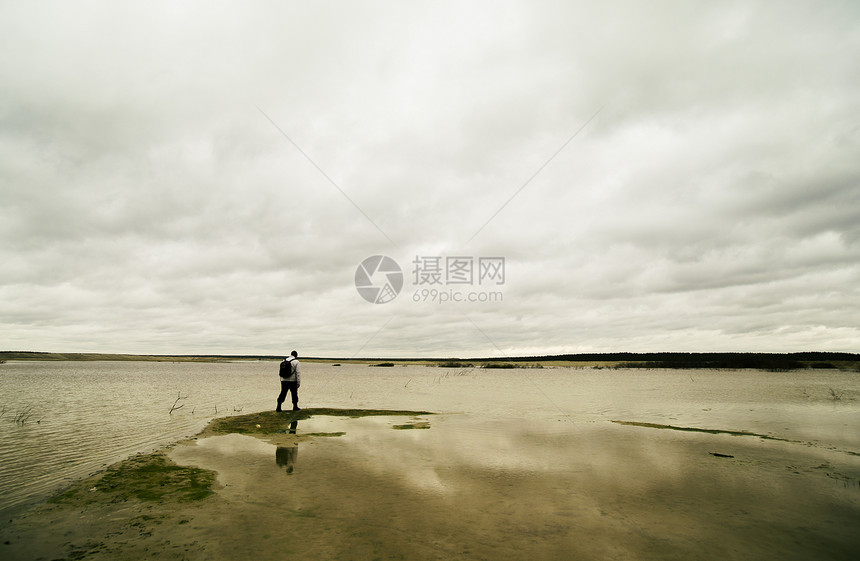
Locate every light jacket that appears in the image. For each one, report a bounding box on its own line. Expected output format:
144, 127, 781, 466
279, 357, 301, 386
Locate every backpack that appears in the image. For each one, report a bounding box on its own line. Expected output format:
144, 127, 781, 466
279, 357, 296, 379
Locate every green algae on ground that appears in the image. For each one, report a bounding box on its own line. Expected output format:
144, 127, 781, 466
613, 420, 860, 458
204, 408, 434, 436
50, 452, 215, 505
612, 420, 781, 439
611, 420, 789, 441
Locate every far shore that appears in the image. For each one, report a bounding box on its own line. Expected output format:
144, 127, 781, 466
1, 350, 859, 371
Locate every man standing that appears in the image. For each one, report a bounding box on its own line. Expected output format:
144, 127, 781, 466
276, 350, 301, 412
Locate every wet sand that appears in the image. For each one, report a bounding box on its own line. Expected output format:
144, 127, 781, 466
2, 409, 859, 560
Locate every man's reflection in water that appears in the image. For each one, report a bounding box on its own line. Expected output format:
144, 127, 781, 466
276, 420, 299, 474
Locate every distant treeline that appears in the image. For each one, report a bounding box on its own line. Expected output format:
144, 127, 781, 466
498, 352, 860, 371
311, 352, 860, 370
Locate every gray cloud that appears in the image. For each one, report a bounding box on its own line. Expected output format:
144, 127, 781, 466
1, 0, 858, 355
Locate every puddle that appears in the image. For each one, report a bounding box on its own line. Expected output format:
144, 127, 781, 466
166, 413, 860, 560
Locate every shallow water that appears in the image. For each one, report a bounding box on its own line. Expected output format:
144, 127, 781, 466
1, 361, 858, 517
169, 413, 860, 560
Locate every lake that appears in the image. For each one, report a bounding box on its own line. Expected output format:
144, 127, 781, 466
1, 360, 858, 521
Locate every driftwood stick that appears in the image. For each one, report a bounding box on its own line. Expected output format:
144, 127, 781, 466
168, 391, 188, 414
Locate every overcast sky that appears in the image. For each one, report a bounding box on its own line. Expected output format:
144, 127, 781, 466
1, 1, 858, 357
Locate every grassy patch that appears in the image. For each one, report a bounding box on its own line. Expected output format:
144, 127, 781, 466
480, 362, 544, 369
204, 408, 435, 436
51, 452, 215, 505
437, 361, 475, 368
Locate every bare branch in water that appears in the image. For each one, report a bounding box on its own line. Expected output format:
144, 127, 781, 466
169, 391, 188, 414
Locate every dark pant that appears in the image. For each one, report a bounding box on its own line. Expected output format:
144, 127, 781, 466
277, 381, 299, 409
